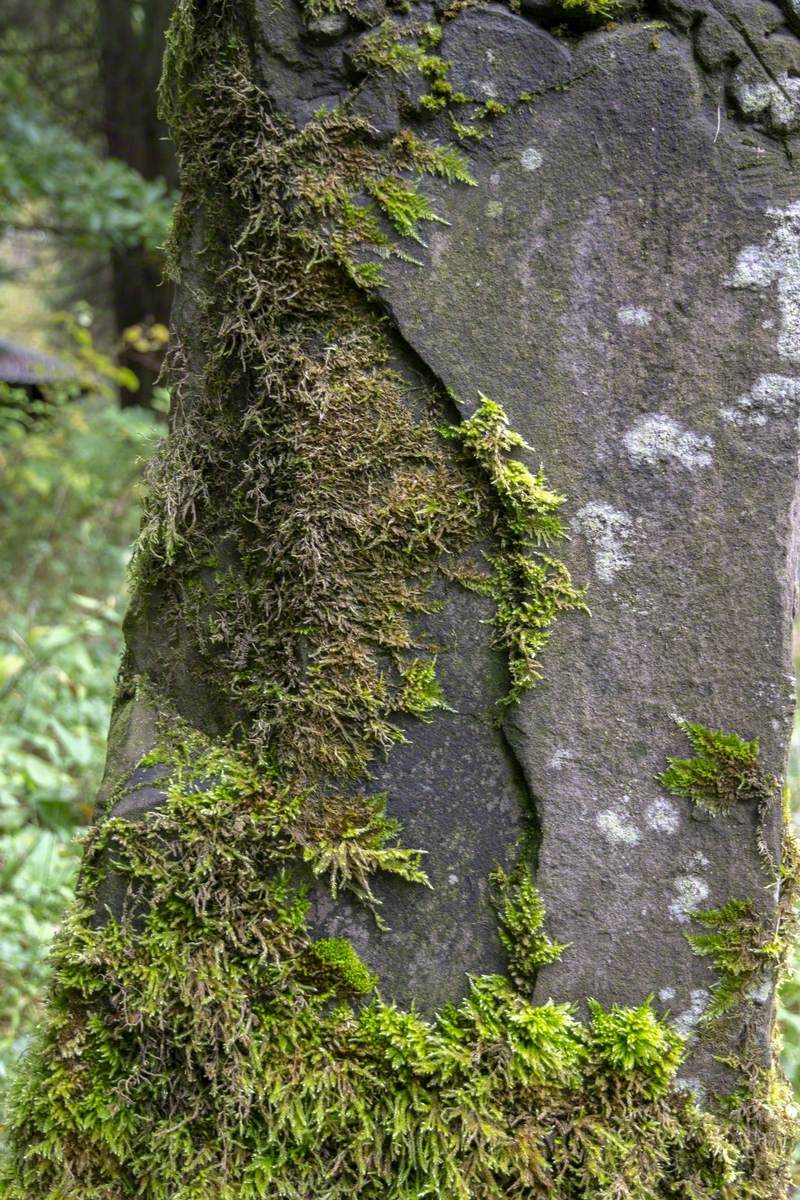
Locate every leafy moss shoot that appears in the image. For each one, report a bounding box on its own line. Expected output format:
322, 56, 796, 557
661, 721, 800, 1032
0, 1, 797, 1197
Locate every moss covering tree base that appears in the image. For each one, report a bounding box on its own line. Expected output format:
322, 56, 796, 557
1, 720, 796, 1200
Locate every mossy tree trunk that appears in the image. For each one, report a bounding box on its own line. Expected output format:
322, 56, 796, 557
2, 0, 800, 1195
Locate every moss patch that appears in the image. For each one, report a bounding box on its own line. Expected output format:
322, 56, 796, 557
659, 719, 800, 1192
660, 720, 774, 818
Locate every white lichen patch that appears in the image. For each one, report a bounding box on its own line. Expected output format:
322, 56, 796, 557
658, 986, 676, 1003
674, 988, 710, 1036
596, 806, 641, 845
617, 306, 652, 326
669, 875, 710, 924
726, 202, 800, 363
645, 797, 680, 834
749, 978, 773, 1005
548, 747, 575, 771
573, 501, 634, 583
719, 373, 800, 426
734, 71, 800, 133
623, 414, 714, 470
486, 200, 503, 220
520, 146, 544, 172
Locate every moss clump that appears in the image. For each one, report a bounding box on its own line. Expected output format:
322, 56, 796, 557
659, 720, 774, 818
445, 395, 588, 703
658, 720, 800, 1190
687, 898, 783, 1019
491, 861, 568, 988
296, 788, 430, 914
661, 720, 800, 1027
309, 937, 378, 993
397, 656, 448, 720
586, 996, 683, 1098
562, 0, 620, 18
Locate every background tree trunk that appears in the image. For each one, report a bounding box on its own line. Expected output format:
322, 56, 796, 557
97, 0, 176, 407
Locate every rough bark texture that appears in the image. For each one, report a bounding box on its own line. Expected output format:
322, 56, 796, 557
3, 0, 800, 1195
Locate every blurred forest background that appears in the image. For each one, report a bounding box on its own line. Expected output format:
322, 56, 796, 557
0, 0, 171, 1113
0, 0, 799, 1171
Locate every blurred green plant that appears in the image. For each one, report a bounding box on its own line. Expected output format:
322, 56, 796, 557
0, 365, 159, 1103
0, 64, 173, 253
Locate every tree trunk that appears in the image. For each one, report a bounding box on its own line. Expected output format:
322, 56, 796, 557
97, 0, 176, 407
3, 0, 800, 1194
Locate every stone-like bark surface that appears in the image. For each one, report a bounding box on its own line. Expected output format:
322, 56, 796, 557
180, 0, 800, 1087
365, 6, 800, 1084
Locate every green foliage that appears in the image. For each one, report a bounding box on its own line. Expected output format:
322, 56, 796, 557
0, 390, 158, 833
491, 862, 568, 987
0, 65, 173, 252
0, 827, 77, 1100
0, 382, 159, 1102
660, 719, 774, 817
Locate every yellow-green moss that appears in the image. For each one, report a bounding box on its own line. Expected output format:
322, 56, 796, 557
661, 720, 800, 1029
491, 860, 568, 988
309, 937, 378, 993
687, 898, 783, 1019
659, 720, 800, 1186
660, 720, 773, 818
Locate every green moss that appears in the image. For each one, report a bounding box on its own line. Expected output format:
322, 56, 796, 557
296, 788, 430, 916
687, 898, 783, 1020
659, 719, 773, 818
491, 861, 568, 988
481, 98, 510, 117
444, 396, 588, 703
397, 656, 448, 720
562, 0, 620, 17
364, 176, 442, 240
586, 996, 683, 1097
310, 937, 377, 993
0, 729, 773, 1197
